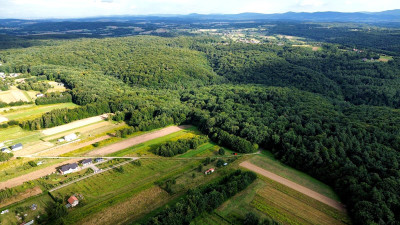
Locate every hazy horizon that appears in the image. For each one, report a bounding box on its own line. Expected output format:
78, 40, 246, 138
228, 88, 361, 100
1, 0, 400, 19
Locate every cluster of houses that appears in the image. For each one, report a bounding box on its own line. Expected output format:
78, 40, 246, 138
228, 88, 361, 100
1, 143, 23, 153
59, 158, 104, 175
0, 72, 20, 80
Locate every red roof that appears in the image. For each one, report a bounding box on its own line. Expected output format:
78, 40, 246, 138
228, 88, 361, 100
67, 195, 78, 204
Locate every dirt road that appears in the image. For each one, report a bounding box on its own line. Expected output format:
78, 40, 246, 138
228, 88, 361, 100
0, 159, 78, 190
240, 161, 346, 212
87, 125, 191, 156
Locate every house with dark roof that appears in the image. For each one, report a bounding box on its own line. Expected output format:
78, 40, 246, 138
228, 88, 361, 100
1, 147, 11, 153
81, 158, 92, 166
59, 163, 78, 175
95, 158, 105, 163
11, 143, 23, 151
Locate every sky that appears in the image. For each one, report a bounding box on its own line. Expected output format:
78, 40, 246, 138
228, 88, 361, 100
0, 0, 399, 19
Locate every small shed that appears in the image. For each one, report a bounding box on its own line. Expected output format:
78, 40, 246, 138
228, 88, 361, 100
67, 195, 79, 207
64, 133, 77, 142
205, 168, 215, 175
1, 147, 11, 153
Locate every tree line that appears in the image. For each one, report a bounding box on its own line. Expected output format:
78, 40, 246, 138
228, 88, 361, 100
154, 135, 208, 157
145, 170, 257, 225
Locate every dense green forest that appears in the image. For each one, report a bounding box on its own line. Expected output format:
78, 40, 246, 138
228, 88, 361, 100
1, 34, 400, 225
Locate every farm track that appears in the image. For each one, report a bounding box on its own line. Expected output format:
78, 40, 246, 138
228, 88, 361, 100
240, 161, 346, 212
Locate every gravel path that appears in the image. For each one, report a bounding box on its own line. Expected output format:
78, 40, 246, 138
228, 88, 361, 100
240, 161, 346, 212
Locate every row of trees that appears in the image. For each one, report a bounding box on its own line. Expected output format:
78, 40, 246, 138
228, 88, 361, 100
35, 92, 72, 105
154, 135, 208, 157
146, 170, 257, 224
17, 81, 51, 93
20, 102, 110, 130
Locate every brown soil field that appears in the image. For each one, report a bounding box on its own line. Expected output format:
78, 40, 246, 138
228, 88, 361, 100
80, 186, 171, 225
0, 159, 77, 189
0, 186, 42, 208
86, 125, 191, 156
240, 161, 346, 212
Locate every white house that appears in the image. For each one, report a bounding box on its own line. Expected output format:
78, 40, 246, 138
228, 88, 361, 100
59, 163, 78, 175
64, 133, 78, 142
1, 147, 11, 153
36, 93, 45, 98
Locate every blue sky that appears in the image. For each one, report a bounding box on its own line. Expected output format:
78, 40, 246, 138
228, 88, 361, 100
0, 0, 399, 19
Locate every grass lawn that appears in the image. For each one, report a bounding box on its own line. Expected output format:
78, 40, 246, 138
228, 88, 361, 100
378, 55, 393, 62
250, 151, 340, 202
0, 125, 42, 145
2, 102, 78, 121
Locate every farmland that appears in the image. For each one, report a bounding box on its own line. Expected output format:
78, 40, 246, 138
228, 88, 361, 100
0, 87, 32, 103
1, 102, 78, 121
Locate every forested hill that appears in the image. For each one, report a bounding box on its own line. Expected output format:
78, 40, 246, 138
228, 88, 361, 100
1, 36, 400, 224
2, 36, 400, 108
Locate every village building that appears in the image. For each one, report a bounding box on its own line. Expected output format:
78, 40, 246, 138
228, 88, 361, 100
205, 168, 215, 175
11, 143, 23, 151
1, 147, 11, 153
36, 93, 45, 98
94, 158, 105, 163
58, 138, 65, 142
81, 158, 92, 166
59, 163, 79, 175
64, 133, 78, 142
67, 195, 79, 207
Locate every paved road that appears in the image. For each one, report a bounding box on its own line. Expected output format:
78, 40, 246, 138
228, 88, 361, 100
240, 161, 346, 212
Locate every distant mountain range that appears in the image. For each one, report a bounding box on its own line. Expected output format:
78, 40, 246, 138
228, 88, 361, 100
1, 10, 400, 25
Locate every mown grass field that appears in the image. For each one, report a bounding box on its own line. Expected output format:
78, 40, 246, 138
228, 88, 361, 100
51, 159, 201, 224
193, 175, 350, 225
2, 102, 78, 121
0, 125, 41, 145
250, 151, 340, 201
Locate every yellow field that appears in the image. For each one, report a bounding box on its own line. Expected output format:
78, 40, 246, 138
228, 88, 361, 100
0, 87, 31, 103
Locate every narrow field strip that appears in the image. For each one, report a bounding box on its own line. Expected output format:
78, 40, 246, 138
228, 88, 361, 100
240, 161, 346, 212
